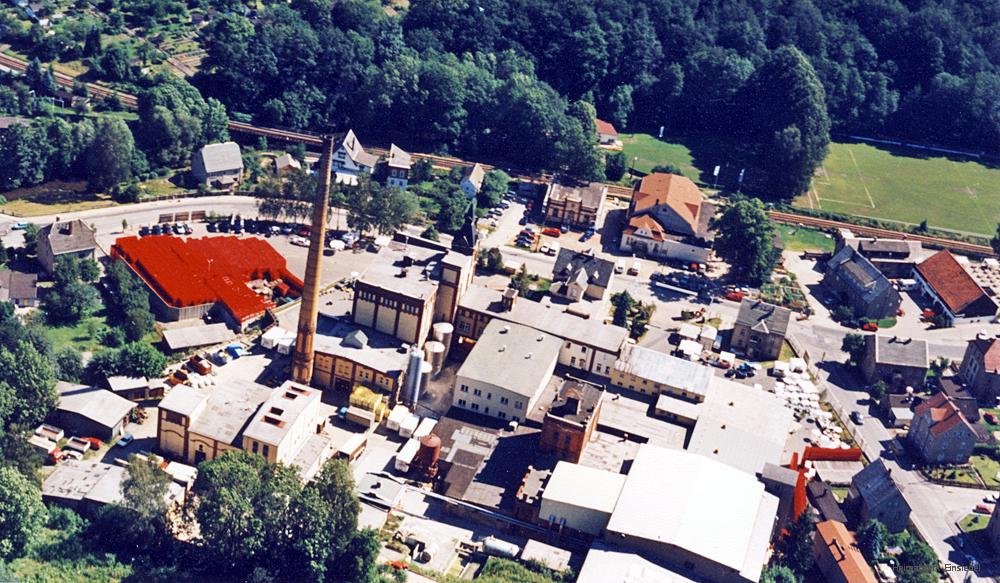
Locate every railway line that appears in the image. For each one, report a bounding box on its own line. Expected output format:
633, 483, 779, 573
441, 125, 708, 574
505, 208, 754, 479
768, 210, 994, 257
4, 53, 991, 257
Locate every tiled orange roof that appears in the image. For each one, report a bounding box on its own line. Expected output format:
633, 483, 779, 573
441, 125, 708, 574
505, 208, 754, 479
632, 173, 703, 233
595, 118, 617, 136
624, 214, 665, 242
915, 392, 975, 438
915, 250, 992, 315
815, 520, 878, 583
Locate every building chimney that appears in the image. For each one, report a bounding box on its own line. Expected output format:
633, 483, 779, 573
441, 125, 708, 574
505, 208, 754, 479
502, 287, 518, 312
291, 135, 336, 385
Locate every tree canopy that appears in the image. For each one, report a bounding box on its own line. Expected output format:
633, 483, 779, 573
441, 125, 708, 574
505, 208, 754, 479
0, 466, 46, 561
712, 197, 776, 285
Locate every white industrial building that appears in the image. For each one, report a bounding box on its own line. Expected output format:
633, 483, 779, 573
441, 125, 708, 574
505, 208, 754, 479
539, 462, 626, 536
452, 319, 561, 422
604, 445, 778, 582
578, 544, 700, 583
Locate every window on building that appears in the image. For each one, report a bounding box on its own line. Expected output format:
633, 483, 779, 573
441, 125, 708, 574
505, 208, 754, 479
473, 388, 482, 396
500, 396, 509, 405
570, 357, 576, 366
458, 399, 467, 407
498, 411, 507, 419
262, 445, 270, 458
471, 403, 479, 411
252, 441, 259, 454
563, 434, 571, 447
515, 401, 523, 410
164, 411, 184, 424
565, 342, 571, 348
486, 392, 492, 400
580, 346, 586, 353
484, 407, 490, 414
460, 384, 469, 393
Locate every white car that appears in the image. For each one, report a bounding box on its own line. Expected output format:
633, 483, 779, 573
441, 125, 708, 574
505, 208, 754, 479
289, 235, 309, 247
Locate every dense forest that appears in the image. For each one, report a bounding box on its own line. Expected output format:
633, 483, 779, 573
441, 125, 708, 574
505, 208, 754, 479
195, 0, 1000, 157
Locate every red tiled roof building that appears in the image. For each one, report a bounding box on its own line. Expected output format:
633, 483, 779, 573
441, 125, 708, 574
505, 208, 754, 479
908, 392, 977, 464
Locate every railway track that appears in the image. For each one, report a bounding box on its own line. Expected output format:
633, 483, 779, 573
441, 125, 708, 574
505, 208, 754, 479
768, 210, 995, 257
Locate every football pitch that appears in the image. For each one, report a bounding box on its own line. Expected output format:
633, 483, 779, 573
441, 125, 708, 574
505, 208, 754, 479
795, 142, 1000, 236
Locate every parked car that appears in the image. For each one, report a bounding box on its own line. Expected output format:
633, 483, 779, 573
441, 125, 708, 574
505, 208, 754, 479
559, 224, 569, 234
139, 226, 150, 236
12, 222, 28, 230
289, 235, 309, 247
726, 290, 746, 302
861, 322, 879, 332
627, 260, 640, 275
850, 411, 864, 425
341, 231, 360, 245
297, 226, 311, 237
614, 261, 625, 274
207, 222, 218, 233
974, 504, 993, 515
81, 437, 104, 449
542, 227, 561, 237
280, 224, 294, 235
115, 434, 135, 447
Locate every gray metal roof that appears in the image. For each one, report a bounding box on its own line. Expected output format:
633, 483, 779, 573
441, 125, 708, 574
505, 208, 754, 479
456, 319, 562, 398
387, 144, 412, 169
553, 249, 615, 289
40, 220, 97, 256
162, 323, 237, 351
736, 299, 790, 336
313, 313, 409, 377
851, 459, 910, 512
868, 334, 929, 369
56, 382, 135, 430
0, 269, 37, 302
827, 246, 894, 302
615, 345, 713, 398
197, 142, 244, 174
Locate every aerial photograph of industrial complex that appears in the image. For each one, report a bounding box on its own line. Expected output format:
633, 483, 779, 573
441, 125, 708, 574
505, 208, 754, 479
0, 0, 998, 582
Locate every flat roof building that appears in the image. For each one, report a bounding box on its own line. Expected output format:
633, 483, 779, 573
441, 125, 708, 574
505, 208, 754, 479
605, 445, 778, 582
612, 344, 714, 402
312, 312, 409, 397
540, 377, 604, 463
578, 545, 701, 583
453, 319, 561, 422
540, 461, 626, 536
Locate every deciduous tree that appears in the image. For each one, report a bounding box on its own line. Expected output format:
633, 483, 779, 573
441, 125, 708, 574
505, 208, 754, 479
712, 197, 776, 285
0, 466, 46, 561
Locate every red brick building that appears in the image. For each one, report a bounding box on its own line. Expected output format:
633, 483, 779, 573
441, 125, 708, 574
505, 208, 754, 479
539, 378, 604, 463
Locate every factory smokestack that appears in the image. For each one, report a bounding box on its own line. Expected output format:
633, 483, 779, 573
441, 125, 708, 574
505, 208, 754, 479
291, 135, 335, 385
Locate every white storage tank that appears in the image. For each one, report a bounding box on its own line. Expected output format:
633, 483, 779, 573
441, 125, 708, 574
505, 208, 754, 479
419, 360, 432, 394
482, 536, 520, 559
432, 321, 454, 360
424, 341, 446, 375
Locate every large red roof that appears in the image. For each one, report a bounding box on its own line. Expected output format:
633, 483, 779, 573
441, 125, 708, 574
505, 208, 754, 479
112, 236, 303, 323
915, 250, 992, 315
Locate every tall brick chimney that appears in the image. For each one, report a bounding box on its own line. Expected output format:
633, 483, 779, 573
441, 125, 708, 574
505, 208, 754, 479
291, 135, 336, 385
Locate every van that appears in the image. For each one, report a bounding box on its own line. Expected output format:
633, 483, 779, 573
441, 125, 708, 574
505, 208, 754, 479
627, 260, 641, 276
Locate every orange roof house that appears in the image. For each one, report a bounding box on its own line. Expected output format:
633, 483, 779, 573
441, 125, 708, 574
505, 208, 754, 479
908, 392, 977, 464
914, 250, 998, 324
628, 173, 706, 238
813, 520, 878, 583
595, 119, 618, 144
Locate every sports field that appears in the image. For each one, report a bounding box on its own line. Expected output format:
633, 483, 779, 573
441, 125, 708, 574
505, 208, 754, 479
796, 142, 1000, 236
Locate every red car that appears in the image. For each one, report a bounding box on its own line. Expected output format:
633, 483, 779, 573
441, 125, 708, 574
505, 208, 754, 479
81, 437, 104, 449
726, 291, 746, 302
861, 322, 879, 332
542, 227, 561, 237
985, 412, 999, 425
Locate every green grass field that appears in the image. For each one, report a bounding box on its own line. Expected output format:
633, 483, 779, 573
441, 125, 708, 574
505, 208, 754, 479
620, 133, 701, 181
960, 513, 990, 533
796, 142, 1000, 236
620, 132, 1000, 237
776, 224, 836, 253
972, 455, 1000, 489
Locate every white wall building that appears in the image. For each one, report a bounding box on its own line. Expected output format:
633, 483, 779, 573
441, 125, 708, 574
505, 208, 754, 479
539, 461, 626, 536
452, 319, 561, 422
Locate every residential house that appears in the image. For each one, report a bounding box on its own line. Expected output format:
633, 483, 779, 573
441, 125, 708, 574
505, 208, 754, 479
539, 377, 604, 463
452, 319, 561, 423
0, 268, 38, 307
839, 230, 923, 279
595, 119, 618, 145
860, 335, 929, 390
384, 144, 412, 190
332, 129, 378, 183
908, 392, 977, 465
731, 299, 791, 361
543, 175, 607, 230
959, 334, 1000, 404
192, 142, 244, 189
913, 250, 998, 325
847, 459, 911, 532
813, 520, 878, 583
823, 245, 902, 319
620, 173, 714, 264
550, 249, 615, 302
274, 153, 301, 176
37, 219, 97, 274
455, 286, 628, 379
49, 382, 136, 441
460, 163, 486, 199
988, 503, 1000, 552
938, 377, 981, 423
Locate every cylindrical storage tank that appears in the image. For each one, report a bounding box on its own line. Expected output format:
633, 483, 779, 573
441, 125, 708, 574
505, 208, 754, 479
419, 360, 432, 394
432, 322, 454, 360
424, 341, 446, 376
415, 433, 441, 469
482, 536, 520, 559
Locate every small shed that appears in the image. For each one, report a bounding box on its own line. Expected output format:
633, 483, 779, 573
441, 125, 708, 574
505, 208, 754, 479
50, 383, 136, 441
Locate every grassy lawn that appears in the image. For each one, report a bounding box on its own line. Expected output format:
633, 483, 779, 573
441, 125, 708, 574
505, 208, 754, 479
776, 224, 836, 253
927, 465, 981, 486
43, 310, 109, 353
779, 341, 796, 362
1, 180, 117, 217
831, 486, 850, 503
140, 174, 188, 198
960, 513, 991, 533
795, 142, 1000, 236
972, 455, 1000, 489
620, 133, 701, 181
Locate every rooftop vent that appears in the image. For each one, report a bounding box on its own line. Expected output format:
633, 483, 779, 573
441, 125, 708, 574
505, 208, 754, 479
499, 345, 507, 352
269, 407, 285, 415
